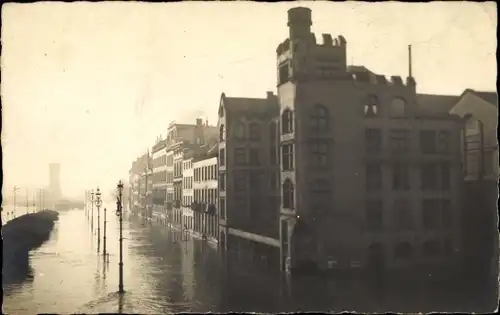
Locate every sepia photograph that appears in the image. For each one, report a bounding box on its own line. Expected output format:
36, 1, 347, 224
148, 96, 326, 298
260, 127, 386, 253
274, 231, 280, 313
1, 1, 498, 314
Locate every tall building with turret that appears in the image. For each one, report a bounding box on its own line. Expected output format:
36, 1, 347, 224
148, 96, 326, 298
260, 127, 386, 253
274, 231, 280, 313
276, 7, 464, 273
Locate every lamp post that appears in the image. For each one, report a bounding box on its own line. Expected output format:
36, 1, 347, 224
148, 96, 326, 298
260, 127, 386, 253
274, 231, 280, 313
116, 180, 125, 293
96, 187, 102, 253
91, 189, 95, 231
103, 206, 107, 260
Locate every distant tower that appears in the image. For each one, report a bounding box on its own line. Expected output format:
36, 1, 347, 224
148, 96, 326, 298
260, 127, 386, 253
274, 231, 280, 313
49, 163, 61, 200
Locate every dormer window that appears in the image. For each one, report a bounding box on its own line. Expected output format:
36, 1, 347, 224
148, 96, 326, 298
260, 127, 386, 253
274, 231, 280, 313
391, 97, 407, 117
364, 95, 379, 117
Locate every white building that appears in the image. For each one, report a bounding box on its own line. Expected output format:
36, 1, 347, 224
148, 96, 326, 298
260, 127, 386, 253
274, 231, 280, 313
152, 138, 167, 221
182, 157, 195, 230
193, 154, 218, 244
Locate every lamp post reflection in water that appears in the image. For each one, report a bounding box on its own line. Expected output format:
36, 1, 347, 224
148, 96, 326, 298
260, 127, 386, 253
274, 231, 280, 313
116, 180, 125, 293
96, 187, 102, 253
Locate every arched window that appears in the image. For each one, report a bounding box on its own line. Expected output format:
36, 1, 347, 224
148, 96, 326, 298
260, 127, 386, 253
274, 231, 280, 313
364, 95, 379, 117
281, 109, 294, 134
233, 120, 246, 139
219, 124, 225, 141
391, 97, 407, 117
310, 104, 329, 132
282, 179, 294, 209
394, 242, 413, 259
249, 122, 261, 141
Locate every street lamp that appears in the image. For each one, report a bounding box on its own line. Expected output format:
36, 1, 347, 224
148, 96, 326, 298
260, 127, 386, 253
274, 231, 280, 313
103, 207, 108, 260
116, 180, 125, 293
95, 187, 103, 253
91, 189, 95, 231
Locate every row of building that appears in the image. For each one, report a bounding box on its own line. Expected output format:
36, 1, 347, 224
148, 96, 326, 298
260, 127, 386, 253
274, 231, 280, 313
128, 7, 498, 275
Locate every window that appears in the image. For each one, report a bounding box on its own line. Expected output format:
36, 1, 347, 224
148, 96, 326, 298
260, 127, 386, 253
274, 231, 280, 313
391, 97, 406, 117
466, 152, 479, 176
423, 240, 440, 257
420, 131, 437, 154
392, 199, 413, 229
249, 123, 261, 141
392, 163, 410, 190
233, 121, 246, 139
390, 129, 410, 153
310, 141, 329, 168
234, 148, 246, 165
219, 148, 225, 166
364, 94, 379, 117
422, 199, 440, 229
421, 163, 438, 190
440, 162, 451, 190
282, 143, 294, 170
437, 131, 450, 154
279, 62, 290, 84
234, 171, 247, 191
366, 200, 383, 231
394, 242, 413, 260
366, 163, 382, 191
310, 104, 329, 132
366, 129, 382, 153
281, 109, 293, 134
219, 197, 226, 219
466, 118, 480, 135
282, 179, 294, 209
219, 124, 225, 141
249, 148, 260, 165
219, 172, 226, 191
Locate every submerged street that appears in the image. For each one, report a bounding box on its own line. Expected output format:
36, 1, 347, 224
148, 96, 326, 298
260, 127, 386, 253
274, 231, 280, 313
3, 207, 496, 314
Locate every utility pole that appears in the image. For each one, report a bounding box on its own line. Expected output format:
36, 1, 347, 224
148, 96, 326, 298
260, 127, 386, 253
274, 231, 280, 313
26, 188, 29, 214
117, 180, 125, 293
96, 187, 102, 253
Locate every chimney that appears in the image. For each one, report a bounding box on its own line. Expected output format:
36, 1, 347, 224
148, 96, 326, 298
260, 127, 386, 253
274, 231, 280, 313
196, 118, 203, 126
266, 91, 274, 99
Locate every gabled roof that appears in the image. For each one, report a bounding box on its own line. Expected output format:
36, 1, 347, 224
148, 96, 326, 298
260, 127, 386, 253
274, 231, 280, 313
463, 89, 498, 107
416, 93, 460, 114
219, 92, 279, 116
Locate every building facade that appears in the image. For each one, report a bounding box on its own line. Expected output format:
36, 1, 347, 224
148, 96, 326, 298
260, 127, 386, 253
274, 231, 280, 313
192, 152, 219, 244
448, 89, 498, 276
182, 156, 195, 230
275, 7, 464, 273
129, 153, 151, 216
165, 118, 218, 229
217, 91, 281, 271
152, 138, 167, 222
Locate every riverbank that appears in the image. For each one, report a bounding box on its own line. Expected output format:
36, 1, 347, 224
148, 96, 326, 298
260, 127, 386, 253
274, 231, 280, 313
3, 210, 60, 285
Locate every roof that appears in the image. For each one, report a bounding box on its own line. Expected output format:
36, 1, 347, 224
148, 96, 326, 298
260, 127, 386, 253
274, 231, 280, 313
465, 89, 498, 107
416, 93, 460, 114
220, 92, 279, 116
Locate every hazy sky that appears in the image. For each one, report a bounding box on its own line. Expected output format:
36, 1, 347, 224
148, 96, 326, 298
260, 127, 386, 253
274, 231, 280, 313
1, 1, 497, 198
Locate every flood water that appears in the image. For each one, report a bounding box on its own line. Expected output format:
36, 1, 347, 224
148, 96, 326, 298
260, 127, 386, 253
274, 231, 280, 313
2, 206, 497, 314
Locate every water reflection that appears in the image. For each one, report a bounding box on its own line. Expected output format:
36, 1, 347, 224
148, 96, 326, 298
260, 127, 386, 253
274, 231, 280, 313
2, 208, 496, 314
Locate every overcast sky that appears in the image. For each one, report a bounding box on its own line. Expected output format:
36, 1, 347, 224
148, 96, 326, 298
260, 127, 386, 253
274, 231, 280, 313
1, 1, 497, 198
